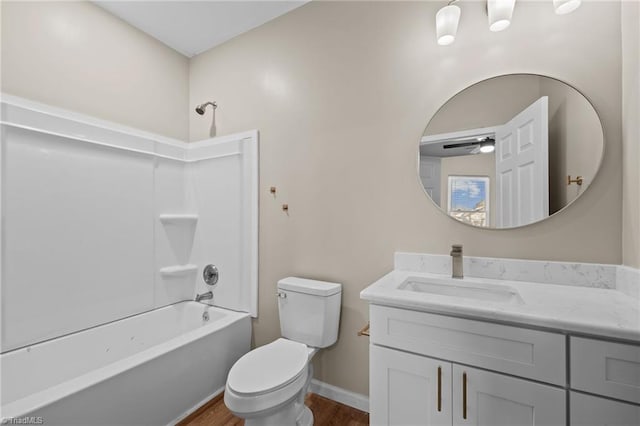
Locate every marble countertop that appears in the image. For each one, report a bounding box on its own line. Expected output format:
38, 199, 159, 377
361, 270, 640, 343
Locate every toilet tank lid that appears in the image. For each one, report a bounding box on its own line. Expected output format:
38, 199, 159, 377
278, 277, 342, 296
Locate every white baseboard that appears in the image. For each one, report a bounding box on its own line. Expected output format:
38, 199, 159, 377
309, 379, 369, 413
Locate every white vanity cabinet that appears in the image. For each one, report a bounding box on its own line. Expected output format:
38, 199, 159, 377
452, 365, 565, 426
361, 257, 640, 426
570, 392, 640, 426
570, 337, 640, 405
569, 337, 640, 426
368, 304, 640, 426
370, 344, 565, 426
370, 345, 451, 426
369, 305, 567, 426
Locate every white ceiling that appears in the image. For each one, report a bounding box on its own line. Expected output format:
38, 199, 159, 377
94, 1, 309, 57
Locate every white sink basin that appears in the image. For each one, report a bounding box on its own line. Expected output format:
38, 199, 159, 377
398, 276, 524, 304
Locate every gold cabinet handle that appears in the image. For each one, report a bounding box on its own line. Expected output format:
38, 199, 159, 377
462, 371, 467, 420
437, 366, 442, 412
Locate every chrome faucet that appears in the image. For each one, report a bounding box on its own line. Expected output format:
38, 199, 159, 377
450, 244, 463, 279
195, 291, 213, 302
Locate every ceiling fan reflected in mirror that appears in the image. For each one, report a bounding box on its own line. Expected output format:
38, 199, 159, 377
442, 137, 495, 154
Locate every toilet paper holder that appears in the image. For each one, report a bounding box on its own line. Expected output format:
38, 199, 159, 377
357, 323, 370, 337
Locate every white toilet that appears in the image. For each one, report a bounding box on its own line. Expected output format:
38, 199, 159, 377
224, 277, 342, 426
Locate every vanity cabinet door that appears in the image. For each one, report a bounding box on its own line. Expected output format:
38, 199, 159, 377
370, 345, 452, 426
570, 337, 640, 405
570, 392, 640, 426
452, 365, 566, 426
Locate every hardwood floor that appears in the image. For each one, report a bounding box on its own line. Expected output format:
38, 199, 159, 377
304, 394, 369, 426
177, 393, 369, 426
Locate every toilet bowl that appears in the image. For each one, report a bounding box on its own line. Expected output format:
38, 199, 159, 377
225, 339, 317, 425
224, 277, 342, 426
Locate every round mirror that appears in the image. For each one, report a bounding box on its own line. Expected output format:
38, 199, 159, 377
419, 74, 603, 229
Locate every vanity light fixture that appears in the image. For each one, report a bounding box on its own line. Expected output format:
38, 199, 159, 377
435, 0, 581, 45
553, 0, 581, 15
436, 0, 461, 46
488, 0, 516, 32
479, 139, 495, 153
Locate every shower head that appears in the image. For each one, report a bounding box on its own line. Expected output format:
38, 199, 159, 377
195, 101, 217, 115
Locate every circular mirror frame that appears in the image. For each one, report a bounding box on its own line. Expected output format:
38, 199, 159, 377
417, 73, 605, 230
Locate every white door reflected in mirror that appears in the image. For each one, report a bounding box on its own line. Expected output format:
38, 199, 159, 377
494, 96, 549, 228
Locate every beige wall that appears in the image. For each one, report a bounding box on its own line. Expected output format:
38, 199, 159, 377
622, 1, 640, 268
426, 75, 542, 134
189, 1, 622, 395
1, 1, 189, 140
541, 77, 603, 213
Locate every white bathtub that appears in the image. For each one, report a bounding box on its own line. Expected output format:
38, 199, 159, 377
0, 302, 251, 425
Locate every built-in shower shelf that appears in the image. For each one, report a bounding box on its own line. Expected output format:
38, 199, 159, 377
159, 214, 198, 225
160, 264, 198, 277
159, 214, 198, 265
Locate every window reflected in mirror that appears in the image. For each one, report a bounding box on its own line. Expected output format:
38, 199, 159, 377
447, 176, 490, 227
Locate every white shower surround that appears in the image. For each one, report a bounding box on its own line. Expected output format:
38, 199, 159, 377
0, 93, 258, 350
0, 94, 259, 424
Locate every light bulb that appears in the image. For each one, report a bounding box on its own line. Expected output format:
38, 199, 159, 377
488, 0, 515, 32
436, 4, 461, 46
553, 0, 581, 15
480, 141, 495, 153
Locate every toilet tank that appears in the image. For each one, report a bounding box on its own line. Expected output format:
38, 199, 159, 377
277, 277, 342, 348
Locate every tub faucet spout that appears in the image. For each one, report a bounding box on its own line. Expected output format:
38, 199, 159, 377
195, 291, 213, 302
450, 244, 463, 279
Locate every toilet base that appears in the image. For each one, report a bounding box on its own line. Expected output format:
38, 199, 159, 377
244, 398, 299, 426
236, 401, 314, 426
243, 398, 313, 426
296, 405, 314, 426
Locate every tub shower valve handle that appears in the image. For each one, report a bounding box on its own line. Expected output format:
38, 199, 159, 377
203, 264, 219, 286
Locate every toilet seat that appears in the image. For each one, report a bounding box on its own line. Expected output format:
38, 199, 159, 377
227, 338, 309, 396
224, 339, 311, 418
